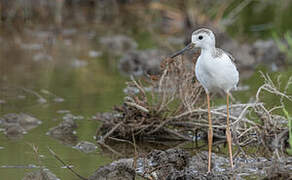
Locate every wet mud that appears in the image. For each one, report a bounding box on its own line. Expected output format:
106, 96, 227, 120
90, 148, 292, 180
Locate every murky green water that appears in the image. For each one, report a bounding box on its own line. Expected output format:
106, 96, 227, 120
0, 28, 128, 179
0, 1, 292, 179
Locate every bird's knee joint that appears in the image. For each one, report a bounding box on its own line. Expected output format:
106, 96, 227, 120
226, 128, 231, 135
208, 129, 213, 136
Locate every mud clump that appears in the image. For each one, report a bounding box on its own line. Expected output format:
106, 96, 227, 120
47, 118, 77, 145
0, 113, 42, 139
89, 159, 135, 180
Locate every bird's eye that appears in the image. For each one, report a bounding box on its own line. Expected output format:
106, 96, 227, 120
198, 35, 203, 40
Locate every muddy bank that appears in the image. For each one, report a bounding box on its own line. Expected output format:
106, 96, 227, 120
89, 148, 292, 180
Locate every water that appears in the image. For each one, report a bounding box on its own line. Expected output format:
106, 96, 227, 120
0, 1, 292, 179
0, 28, 127, 179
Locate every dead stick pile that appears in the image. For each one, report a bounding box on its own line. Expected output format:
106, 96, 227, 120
96, 56, 292, 157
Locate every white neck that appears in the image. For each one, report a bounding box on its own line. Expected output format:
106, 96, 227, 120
200, 46, 216, 55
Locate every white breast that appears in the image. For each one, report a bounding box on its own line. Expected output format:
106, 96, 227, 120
195, 52, 239, 93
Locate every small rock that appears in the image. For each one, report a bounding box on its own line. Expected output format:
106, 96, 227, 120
74, 141, 97, 153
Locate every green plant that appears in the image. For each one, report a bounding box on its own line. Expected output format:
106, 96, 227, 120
283, 108, 292, 155
273, 31, 292, 63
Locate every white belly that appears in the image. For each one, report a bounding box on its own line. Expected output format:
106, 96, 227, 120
195, 53, 239, 93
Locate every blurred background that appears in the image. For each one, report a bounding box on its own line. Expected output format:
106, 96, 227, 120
0, 0, 291, 179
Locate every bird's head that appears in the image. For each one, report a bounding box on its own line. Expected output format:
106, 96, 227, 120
170, 28, 215, 58
191, 28, 215, 49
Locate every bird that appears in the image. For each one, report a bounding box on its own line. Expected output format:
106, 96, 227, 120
170, 28, 239, 173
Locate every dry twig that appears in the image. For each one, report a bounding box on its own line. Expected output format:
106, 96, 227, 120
48, 147, 88, 180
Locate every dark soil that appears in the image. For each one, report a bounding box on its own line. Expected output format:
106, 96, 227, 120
89, 148, 292, 180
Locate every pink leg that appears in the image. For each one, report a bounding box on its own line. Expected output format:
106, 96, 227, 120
207, 93, 213, 173
226, 93, 234, 169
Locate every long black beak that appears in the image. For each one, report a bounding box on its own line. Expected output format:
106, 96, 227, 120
170, 43, 194, 58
